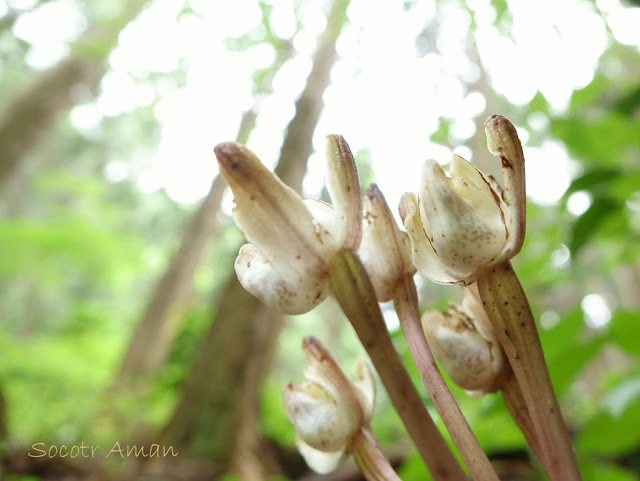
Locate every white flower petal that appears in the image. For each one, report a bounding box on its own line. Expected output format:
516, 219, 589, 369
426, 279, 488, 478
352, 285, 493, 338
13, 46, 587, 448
325, 135, 362, 250
296, 436, 347, 474
399, 192, 460, 284
283, 382, 349, 452
460, 284, 496, 345
358, 185, 415, 302
420, 159, 506, 281
303, 199, 342, 256
302, 337, 363, 436
449, 155, 502, 220
423, 285, 506, 394
423, 310, 499, 392
485, 115, 527, 261
235, 244, 328, 315
215, 142, 328, 287
352, 358, 376, 423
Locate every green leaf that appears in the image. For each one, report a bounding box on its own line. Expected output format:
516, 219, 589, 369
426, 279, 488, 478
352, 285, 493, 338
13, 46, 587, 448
576, 397, 640, 456
612, 83, 640, 117
609, 311, 640, 356
564, 169, 621, 197
579, 460, 640, 481
604, 377, 640, 418
569, 74, 610, 111
528, 91, 550, 113
540, 310, 606, 396
490, 0, 509, 20
569, 197, 620, 256
552, 115, 640, 168
430, 118, 451, 146
397, 452, 435, 481
259, 381, 295, 448
539, 309, 584, 359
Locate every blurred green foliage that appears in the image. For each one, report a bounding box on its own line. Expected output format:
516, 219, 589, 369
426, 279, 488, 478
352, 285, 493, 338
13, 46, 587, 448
1, 0, 640, 479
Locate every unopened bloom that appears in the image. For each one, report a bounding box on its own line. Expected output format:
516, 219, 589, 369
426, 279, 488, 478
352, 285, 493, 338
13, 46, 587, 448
399, 115, 526, 285
358, 184, 416, 302
283, 336, 376, 474
214, 135, 361, 314
422, 284, 506, 394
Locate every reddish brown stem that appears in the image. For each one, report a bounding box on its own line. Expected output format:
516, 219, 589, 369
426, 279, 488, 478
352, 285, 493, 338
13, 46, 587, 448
500, 372, 545, 466
352, 425, 402, 481
329, 249, 468, 481
393, 275, 500, 481
477, 261, 581, 481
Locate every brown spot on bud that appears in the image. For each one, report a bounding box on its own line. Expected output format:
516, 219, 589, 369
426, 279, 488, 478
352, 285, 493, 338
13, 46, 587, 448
500, 155, 512, 169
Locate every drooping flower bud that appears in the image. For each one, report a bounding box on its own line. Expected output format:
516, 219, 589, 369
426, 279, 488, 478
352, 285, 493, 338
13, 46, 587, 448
215, 135, 361, 314
358, 184, 416, 302
422, 284, 507, 394
399, 115, 525, 285
283, 336, 376, 474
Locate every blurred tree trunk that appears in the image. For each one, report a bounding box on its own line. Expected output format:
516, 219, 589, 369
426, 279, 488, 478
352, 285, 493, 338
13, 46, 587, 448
112, 145, 230, 389
0, 1, 148, 191
112, 34, 295, 391
157, 2, 349, 480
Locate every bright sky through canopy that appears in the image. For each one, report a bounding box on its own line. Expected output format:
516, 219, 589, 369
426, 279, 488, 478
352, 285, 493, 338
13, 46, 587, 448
5, 0, 640, 210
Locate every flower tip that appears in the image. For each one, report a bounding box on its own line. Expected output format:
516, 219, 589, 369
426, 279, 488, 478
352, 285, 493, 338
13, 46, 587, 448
422, 159, 449, 189
323, 134, 362, 250
213, 141, 260, 180
325, 134, 356, 173
483, 114, 526, 258
485, 113, 506, 124
302, 335, 328, 363
364, 183, 385, 210
213, 141, 241, 164
484, 115, 521, 159
398, 192, 417, 223
325, 133, 343, 142
365, 182, 382, 198
325, 133, 348, 152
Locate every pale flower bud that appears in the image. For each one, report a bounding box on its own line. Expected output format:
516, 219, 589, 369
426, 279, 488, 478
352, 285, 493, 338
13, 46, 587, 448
283, 336, 376, 474
400, 115, 525, 285
358, 184, 416, 302
422, 284, 506, 394
215, 135, 361, 314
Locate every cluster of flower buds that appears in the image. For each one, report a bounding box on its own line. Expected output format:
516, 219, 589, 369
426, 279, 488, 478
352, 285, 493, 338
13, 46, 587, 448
215, 135, 416, 312
213, 115, 570, 481
215, 135, 362, 315
422, 284, 507, 394
282, 336, 376, 473
399, 115, 526, 285
358, 184, 416, 302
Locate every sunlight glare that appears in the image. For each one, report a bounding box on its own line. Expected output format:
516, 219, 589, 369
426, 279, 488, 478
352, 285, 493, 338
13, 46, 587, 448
270, 0, 297, 39
567, 191, 593, 217
581, 293, 612, 329
97, 72, 149, 117
596, 0, 619, 11
524, 141, 575, 205
70, 102, 102, 138
477, 0, 607, 108
28, 0, 616, 208
12, 0, 85, 69
607, 7, 640, 47
551, 244, 571, 269
7, 0, 38, 7
104, 161, 129, 183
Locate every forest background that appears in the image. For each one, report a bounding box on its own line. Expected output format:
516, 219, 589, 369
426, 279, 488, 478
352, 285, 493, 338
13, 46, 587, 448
1, 0, 639, 480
